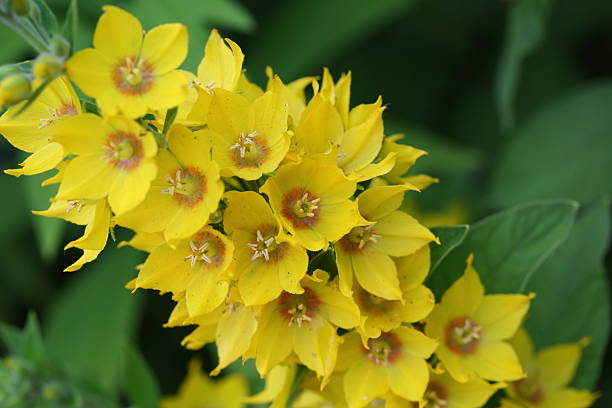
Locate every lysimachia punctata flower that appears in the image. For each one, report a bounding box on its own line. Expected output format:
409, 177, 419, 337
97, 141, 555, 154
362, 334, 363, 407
336, 184, 438, 299
425, 255, 534, 383
67, 6, 188, 118
0, 76, 80, 177
1, 5, 566, 408
53, 113, 157, 215
500, 328, 598, 408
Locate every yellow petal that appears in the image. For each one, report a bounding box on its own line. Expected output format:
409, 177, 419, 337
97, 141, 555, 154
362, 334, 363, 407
5, 142, 64, 177
313, 281, 361, 329
394, 326, 438, 359
236, 72, 264, 102
64, 200, 110, 251
223, 190, 277, 234
94, 6, 143, 60
294, 93, 343, 155
396, 285, 435, 323
108, 159, 157, 215
253, 76, 289, 138
138, 71, 188, 115
208, 87, 254, 139
54, 113, 108, 155
237, 255, 283, 306
211, 305, 258, 375
441, 254, 484, 318
436, 344, 474, 383
350, 246, 402, 300
468, 341, 524, 382
293, 321, 339, 379
348, 151, 397, 182
255, 307, 293, 376
540, 388, 599, 408
197, 29, 244, 91
56, 155, 115, 201
509, 327, 535, 368
386, 354, 429, 402
373, 211, 438, 257
357, 184, 418, 221
182, 325, 216, 350
537, 342, 585, 391
141, 23, 188, 74
244, 364, 295, 404
66, 49, 114, 99
64, 249, 102, 272
136, 245, 193, 295
335, 71, 351, 127
186, 270, 229, 316
396, 245, 431, 292
441, 372, 501, 407
474, 294, 533, 341
343, 357, 388, 408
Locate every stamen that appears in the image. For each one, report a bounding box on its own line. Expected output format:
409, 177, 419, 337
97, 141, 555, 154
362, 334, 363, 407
247, 229, 276, 261
184, 240, 212, 267
66, 200, 84, 213
228, 131, 258, 158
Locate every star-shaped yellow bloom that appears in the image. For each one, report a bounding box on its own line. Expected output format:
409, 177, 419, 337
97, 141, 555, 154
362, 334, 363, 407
337, 326, 438, 407
114, 124, 223, 243
335, 184, 438, 300
425, 255, 533, 383
252, 270, 360, 379
500, 328, 598, 408
0, 76, 80, 177
66, 6, 188, 118
53, 113, 157, 215
261, 154, 359, 251
223, 190, 308, 305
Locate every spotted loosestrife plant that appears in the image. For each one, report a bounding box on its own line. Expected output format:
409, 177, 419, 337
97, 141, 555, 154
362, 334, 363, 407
0, 3, 600, 408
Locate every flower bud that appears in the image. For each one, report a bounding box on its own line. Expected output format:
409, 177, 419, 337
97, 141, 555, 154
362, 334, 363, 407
33, 54, 63, 81
51, 36, 70, 58
0, 64, 22, 79
11, 0, 30, 16
0, 73, 32, 106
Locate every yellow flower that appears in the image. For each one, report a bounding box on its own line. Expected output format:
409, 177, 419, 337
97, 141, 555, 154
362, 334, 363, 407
114, 124, 223, 243
265, 66, 315, 124
338, 326, 438, 407
160, 359, 247, 408
0, 76, 80, 177
425, 255, 533, 383
355, 246, 435, 341
135, 226, 233, 316
53, 114, 157, 215
178, 29, 245, 124
35, 199, 111, 271
200, 76, 290, 180
335, 184, 438, 300
252, 270, 360, 379
260, 154, 359, 251
501, 328, 598, 408
66, 6, 188, 118
223, 190, 308, 305
378, 134, 428, 185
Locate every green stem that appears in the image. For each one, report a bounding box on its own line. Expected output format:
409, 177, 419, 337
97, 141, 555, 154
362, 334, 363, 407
0, 14, 48, 53
70, 0, 78, 55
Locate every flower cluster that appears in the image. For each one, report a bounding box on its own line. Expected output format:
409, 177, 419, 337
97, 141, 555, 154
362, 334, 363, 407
0, 5, 598, 408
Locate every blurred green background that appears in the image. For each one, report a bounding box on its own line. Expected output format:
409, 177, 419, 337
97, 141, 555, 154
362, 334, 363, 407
0, 0, 611, 406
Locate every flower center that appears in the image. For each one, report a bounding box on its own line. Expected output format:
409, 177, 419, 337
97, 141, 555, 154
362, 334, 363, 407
424, 382, 448, 408
229, 131, 268, 168
281, 188, 321, 229
445, 317, 482, 355
365, 333, 402, 367
279, 289, 321, 328
105, 131, 143, 171
513, 372, 544, 404
38, 102, 77, 129
247, 229, 278, 261
183, 232, 225, 268
112, 57, 154, 95
356, 288, 394, 316
161, 167, 207, 208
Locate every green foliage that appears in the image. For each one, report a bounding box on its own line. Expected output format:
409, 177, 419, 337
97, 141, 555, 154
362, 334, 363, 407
525, 196, 611, 390
44, 247, 144, 396
429, 225, 469, 275
22, 171, 64, 262
246, 0, 422, 80
491, 82, 612, 207
495, 0, 552, 133
128, 0, 255, 71
124, 347, 161, 408
428, 199, 578, 297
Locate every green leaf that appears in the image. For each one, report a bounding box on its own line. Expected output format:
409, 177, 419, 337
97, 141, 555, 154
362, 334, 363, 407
22, 171, 64, 262
44, 247, 144, 395
128, 0, 255, 72
0, 322, 23, 356
491, 82, 612, 207
247, 0, 421, 80
495, 0, 552, 133
524, 196, 610, 390
31, 0, 59, 37
124, 347, 161, 408
19, 312, 46, 368
428, 199, 577, 298
428, 225, 469, 276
